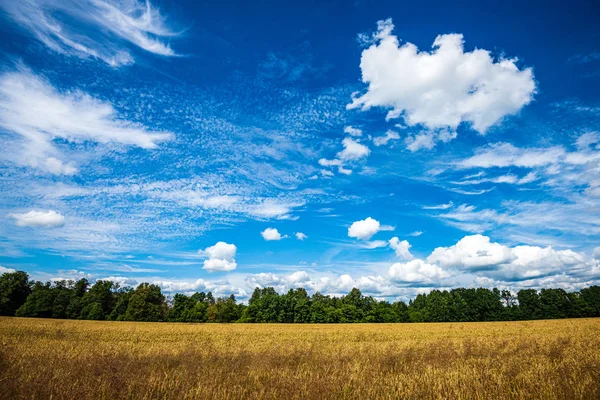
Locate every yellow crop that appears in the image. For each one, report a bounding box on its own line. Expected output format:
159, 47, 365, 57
1, 317, 599, 399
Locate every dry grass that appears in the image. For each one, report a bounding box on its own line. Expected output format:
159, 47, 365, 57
1, 317, 599, 399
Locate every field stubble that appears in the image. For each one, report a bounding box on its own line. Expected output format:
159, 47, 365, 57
0, 317, 599, 399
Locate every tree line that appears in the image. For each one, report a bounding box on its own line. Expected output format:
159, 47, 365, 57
1, 270, 599, 323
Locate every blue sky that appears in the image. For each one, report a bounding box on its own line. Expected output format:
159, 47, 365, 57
0, 0, 599, 300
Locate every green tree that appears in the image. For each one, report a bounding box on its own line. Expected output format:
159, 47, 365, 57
580, 286, 600, 317
246, 287, 281, 323
424, 290, 450, 322
208, 294, 241, 322
517, 289, 543, 320
539, 288, 570, 319
79, 280, 117, 320
15, 281, 55, 318
51, 280, 75, 319
108, 287, 133, 321
392, 301, 410, 322
124, 283, 166, 322
0, 271, 32, 316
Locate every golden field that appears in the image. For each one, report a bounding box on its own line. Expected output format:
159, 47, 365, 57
0, 317, 599, 399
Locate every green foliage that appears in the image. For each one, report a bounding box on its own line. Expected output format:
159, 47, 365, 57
580, 286, 600, 317
517, 289, 543, 320
0, 271, 31, 316
3, 268, 600, 323
80, 280, 116, 320
208, 295, 242, 322
108, 288, 132, 321
124, 283, 167, 322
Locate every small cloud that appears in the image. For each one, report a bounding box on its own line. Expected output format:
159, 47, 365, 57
192, 195, 239, 209
422, 202, 453, 210
262, 228, 283, 241
408, 231, 423, 237
9, 210, 65, 228
199, 241, 237, 272
348, 217, 393, 240
359, 240, 388, 249
373, 130, 400, 146
343, 126, 363, 137
389, 237, 414, 259
338, 137, 370, 161
250, 200, 302, 220
295, 232, 308, 241
517, 172, 538, 185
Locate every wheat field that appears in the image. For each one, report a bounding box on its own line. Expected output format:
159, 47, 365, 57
1, 317, 599, 399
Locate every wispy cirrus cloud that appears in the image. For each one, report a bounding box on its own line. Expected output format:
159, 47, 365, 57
0, 67, 174, 175
1, 0, 182, 66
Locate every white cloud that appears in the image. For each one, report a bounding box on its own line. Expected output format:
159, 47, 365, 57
200, 241, 237, 272
0, 266, 17, 274
1, 0, 180, 67
319, 128, 370, 176
385, 234, 595, 288
408, 231, 423, 237
287, 271, 310, 284
295, 232, 307, 240
191, 195, 239, 209
458, 143, 565, 169
348, 217, 380, 240
343, 126, 363, 137
261, 228, 283, 241
348, 217, 393, 240
203, 241, 237, 260
154, 277, 245, 298
504, 246, 584, 280
426, 234, 586, 281
389, 259, 448, 283
422, 202, 453, 210
247, 270, 315, 291
99, 276, 138, 286
0, 68, 173, 174
518, 172, 538, 184
249, 200, 302, 219
427, 234, 514, 270
246, 272, 282, 288
337, 137, 370, 161
452, 172, 540, 187
594, 246, 600, 259
104, 237, 599, 300
319, 158, 351, 176
202, 258, 237, 272
576, 132, 600, 149
319, 158, 343, 167
405, 129, 456, 152
348, 19, 535, 148
358, 240, 389, 249
389, 237, 413, 259
9, 210, 65, 228
373, 130, 400, 146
